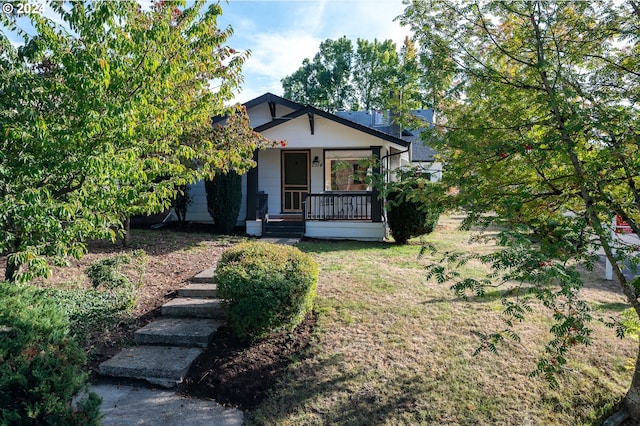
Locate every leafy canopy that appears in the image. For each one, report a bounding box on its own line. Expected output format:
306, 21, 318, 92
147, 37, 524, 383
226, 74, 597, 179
282, 36, 425, 112
401, 0, 640, 417
0, 1, 269, 282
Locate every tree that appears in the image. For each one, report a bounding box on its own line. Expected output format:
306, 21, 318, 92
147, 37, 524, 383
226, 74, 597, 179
352, 38, 399, 110
282, 36, 353, 111
206, 107, 273, 234
400, 0, 640, 421
205, 171, 241, 234
0, 0, 268, 282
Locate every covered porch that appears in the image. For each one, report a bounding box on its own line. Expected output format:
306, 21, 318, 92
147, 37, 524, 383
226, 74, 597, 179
245, 146, 388, 241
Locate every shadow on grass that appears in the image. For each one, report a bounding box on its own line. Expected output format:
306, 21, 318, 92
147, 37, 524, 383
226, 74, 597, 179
297, 239, 395, 254
83, 226, 246, 257
248, 356, 433, 425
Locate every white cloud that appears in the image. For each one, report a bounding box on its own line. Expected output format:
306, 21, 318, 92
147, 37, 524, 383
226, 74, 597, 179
244, 32, 322, 79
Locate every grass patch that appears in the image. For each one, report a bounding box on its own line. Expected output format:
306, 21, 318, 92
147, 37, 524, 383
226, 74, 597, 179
248, 216, 636, 425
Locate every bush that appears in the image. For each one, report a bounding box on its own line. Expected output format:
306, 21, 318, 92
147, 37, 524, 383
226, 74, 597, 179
0, 283, 102, 425
386, 173, 443, 245
45, 287, 137, 343
216, 242, 318, 339
85, 251, 145, 291
205, 170, 242, 234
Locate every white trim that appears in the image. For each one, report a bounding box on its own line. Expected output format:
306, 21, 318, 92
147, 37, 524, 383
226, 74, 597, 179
305, 221, 385, 241
246, 220, 262, 237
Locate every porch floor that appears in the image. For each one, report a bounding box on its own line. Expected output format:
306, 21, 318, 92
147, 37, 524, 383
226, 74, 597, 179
267, 214, 303, 222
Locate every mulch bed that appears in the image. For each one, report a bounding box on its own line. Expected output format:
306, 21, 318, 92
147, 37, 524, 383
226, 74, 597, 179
179, 315, 316, 410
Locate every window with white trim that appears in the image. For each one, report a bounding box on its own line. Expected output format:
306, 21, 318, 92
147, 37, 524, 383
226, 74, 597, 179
324, 150, 373, 191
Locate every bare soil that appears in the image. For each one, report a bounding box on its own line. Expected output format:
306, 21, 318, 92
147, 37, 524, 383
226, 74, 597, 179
0, 221, 315, 410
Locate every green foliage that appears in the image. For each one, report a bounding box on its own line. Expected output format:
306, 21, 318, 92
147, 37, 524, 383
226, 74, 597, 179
205, 171, 242, 234
401, 0, 640, 413
45, 287, 137, 343
0, 1, 271, 282
0, 283, 101, 425
216, 242, 319, 339
386, 169, 443, 244
85, 251, 145, 291
282, 36, 422, 112
171, 184, 192, 225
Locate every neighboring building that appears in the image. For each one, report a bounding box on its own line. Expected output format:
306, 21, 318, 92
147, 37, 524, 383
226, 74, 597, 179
173, 93, 438, 241
335, 109, 442, 182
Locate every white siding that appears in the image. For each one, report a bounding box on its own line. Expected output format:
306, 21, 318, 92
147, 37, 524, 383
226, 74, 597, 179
246, 103, 297, 128
184, 174, 247, 225
260, 115, 396, 150
185, 180, 211, 223
257, 149, 281, 215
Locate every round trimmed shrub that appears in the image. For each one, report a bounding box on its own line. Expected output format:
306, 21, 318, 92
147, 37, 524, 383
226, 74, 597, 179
216, 242, 318, 339
0, 283, 101, 425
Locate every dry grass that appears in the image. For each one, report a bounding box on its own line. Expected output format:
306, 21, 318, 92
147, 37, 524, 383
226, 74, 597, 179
249, 215, 636, 425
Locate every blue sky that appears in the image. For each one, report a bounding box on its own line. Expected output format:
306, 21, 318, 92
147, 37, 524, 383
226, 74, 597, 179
216, 0, 412, 103
2, 1, 411, 104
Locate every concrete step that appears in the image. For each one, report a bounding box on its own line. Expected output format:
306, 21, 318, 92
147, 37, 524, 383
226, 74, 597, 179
99, 346, 203, 388
191, 266, 216, 283
161, 297, 227, 319
134, 318, 223, 348
177, 283, 219, 298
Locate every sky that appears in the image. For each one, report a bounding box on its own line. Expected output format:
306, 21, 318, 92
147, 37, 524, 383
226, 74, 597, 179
215, 0, 412, 103
1, 0, 412, 104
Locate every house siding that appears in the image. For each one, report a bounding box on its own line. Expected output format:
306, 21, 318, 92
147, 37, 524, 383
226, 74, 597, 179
184, 175, 247, 226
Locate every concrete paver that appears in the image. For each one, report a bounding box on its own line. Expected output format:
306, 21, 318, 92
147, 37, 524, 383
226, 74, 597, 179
90, 383, 244, 426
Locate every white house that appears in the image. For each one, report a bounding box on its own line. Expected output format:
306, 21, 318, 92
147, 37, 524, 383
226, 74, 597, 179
177, 93, 437, 241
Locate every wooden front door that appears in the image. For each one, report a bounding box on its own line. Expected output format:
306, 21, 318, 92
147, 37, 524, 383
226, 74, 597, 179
282, 151, 309, 212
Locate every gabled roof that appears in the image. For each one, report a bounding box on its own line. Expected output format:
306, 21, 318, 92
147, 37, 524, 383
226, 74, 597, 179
242, 92, 303, 111
212, 92, 304, 125
254, 105, 411, 148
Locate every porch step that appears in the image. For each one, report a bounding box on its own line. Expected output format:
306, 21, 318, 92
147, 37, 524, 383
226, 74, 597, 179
161, 297, 228, 319
134, 318, 223, 348
263, 221, 304, 238
99, 346, 203, 388
177, 283, 219, 298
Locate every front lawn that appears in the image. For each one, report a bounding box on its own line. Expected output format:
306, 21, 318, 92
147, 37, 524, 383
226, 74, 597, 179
248, 215, 636, 425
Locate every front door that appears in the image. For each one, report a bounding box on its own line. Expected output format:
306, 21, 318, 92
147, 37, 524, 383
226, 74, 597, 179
282, 151, 309, 212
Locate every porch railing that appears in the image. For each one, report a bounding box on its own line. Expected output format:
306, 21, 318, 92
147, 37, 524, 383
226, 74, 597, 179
303, 192, 373, 221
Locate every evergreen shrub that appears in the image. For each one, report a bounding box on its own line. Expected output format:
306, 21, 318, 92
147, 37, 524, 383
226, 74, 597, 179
205, 170, 242, 234
0, 283, 102, 425
386, 172, 443, 245
216, 242, 318, 339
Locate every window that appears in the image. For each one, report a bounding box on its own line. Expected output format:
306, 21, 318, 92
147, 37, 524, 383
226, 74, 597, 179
324, 150, 372, 191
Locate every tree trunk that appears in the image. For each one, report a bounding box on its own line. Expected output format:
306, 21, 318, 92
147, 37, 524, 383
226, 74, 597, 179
625, 336, 640, 420
122, 217, 130, 248
4, 255, 18, 283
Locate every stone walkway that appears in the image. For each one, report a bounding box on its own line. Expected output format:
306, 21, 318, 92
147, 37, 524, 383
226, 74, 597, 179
92, 264, 244, 424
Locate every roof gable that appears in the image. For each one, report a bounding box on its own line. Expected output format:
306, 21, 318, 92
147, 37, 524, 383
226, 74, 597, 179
254, 105, 411, 148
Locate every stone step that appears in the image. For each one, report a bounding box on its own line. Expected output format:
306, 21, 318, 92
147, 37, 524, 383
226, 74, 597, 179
161, 297, 227, 319
99, 346, 203, 388
177, 283, 219, 298
134, 318, 223, 348
191, 266, 216, 283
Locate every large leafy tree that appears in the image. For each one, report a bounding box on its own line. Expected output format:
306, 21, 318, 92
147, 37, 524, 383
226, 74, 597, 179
282, 36, 353, 111
351, 38, 399, 110
283, 36, 405, 112
401, 0, 640, 421
0, 0, 267, 282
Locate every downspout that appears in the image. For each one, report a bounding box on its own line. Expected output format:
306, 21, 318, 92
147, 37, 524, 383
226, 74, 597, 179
380, 146, 410, 183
